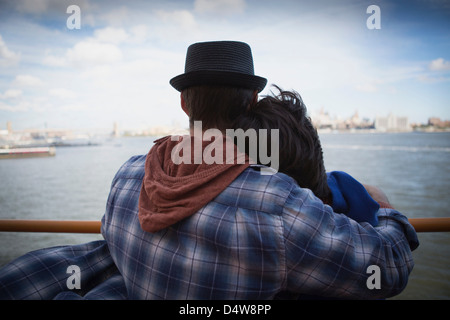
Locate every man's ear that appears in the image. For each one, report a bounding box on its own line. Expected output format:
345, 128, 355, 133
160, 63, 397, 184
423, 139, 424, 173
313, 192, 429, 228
180, 92, 189, 116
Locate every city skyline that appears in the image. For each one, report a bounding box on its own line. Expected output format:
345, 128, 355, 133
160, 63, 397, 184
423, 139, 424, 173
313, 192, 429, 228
2, 109, 448, 141
1, 102, 447, 133
0, 0, 449, 131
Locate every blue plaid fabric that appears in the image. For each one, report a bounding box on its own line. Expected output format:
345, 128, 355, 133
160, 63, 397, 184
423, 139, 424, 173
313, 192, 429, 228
101, 155, 418, 300
0, 154, 419, 300
0, 240, 126, 300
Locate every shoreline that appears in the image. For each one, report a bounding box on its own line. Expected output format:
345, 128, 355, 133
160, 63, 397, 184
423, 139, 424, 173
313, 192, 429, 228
317, 128, 450, 134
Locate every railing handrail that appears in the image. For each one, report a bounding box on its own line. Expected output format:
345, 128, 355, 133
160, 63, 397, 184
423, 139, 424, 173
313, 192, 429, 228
0, 219, 101, 234
0, 218, 450, 233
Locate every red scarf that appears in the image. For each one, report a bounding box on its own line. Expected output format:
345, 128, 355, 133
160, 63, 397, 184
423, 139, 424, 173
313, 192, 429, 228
138, 135, 249, 233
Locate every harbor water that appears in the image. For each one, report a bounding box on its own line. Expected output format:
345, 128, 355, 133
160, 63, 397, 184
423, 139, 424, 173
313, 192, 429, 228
0, 132, 449, 299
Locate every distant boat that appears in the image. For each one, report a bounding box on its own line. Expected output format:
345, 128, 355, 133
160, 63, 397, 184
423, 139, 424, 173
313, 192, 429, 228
0, 147, 56, 159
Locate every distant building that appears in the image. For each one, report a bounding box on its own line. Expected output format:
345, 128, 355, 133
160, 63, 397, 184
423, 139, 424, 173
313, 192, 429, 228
112, 122, 120, 137
428, 117, 450, 128
7, 121, 12, 135
311, 108, 335, 129
375, 113, 411, 132
311, 109, 374, 131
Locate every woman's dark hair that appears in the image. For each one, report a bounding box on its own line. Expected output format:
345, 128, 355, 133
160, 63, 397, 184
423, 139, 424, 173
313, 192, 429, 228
182, 85, 256, 131
232, 86, 332, 204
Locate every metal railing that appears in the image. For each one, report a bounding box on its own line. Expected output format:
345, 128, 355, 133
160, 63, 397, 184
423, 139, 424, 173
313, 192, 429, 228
0, 217, 450, 233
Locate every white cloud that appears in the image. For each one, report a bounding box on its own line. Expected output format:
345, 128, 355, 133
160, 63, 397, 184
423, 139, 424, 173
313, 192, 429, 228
194, 0, 246, 15
13, 75, 44, 87
151, 10, 200, 42
0, 100, 29, 112
129, 25, 150, 44
355, 83, 378, 93
0, 89, 22, 99
95, 6, 130, 27
0, 35, 20, 67
49, 88, 77, 99
0, 101, 17, 112
156, 10, 197, 29
417, 74, 449, 83
94, 27, 129, 45
60, 103, 89, 111
42, 53, 66, 67
42, 27, 128, 68
429, 58, 450, 71
66, 40, 123, 67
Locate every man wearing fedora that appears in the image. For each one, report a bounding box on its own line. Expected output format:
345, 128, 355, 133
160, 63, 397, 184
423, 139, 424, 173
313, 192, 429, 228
100, 40, 418, 299
0, 41, 418, 300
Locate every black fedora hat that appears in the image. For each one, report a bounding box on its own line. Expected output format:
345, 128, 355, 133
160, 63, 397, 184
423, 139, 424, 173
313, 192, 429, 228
170, 41, 267, 92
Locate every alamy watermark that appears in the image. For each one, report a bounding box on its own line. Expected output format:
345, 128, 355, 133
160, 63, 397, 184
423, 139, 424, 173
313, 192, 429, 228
65, 4, 380, 30
66, 265, 81, 290
366, 5, 381, 30
66, 5, 81, 30
170, 121, 280, 175
366, 265, 381, 290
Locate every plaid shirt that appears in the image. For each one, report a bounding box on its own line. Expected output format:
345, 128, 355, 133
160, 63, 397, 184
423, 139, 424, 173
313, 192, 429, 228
102, 154, 418, 299
0, 240, 126, 299
0, 154, 418, 300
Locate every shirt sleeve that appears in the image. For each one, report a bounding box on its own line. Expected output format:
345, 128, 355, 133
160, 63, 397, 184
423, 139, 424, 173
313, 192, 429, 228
101, 155, 145, 238
282, 185, 419, 299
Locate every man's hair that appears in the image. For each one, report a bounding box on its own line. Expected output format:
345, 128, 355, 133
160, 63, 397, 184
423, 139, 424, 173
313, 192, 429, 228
232, 86, 332, 204
182, 85, 256, 131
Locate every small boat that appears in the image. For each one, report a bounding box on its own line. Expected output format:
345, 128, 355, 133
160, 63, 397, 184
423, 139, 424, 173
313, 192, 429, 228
0, 147, 56, 159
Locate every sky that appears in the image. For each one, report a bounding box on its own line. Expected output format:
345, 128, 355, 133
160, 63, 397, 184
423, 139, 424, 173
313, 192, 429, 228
0, 0, 449, 132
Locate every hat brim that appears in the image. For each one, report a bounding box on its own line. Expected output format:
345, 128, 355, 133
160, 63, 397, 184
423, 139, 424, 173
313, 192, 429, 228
170, 70, 267, 93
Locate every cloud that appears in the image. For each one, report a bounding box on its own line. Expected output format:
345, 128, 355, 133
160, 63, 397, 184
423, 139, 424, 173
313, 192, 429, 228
49, 88, 77, 99
415, 58, 450, 83
156, 10, 197, 29
14, 0, 52, 14
194, 0, 246, 15
151, 9, 200, 41
67, 40, 123, 67
0, 89, 22, 100
101, 6, 130, 26
13, 0, 93, 16
13, 74, 44, 87
417, 74, 450, 83
0, 35, 20, 67
0, 100, 29, 112
43, 27, 128, 68
42, 53, 66, 67
0, 101, 17, 112
355, 83, 378, 93
128, 25, 150, 44
93, 27, 129, 45
1, 0, 448, 129
429, 58, 450, 71
60, 103, 89, 111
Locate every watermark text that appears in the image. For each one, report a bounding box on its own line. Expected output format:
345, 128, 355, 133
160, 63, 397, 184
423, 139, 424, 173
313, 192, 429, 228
366, 264, 381, 289
66, 264, 81, 290
67, 5, 81, 30
366, 5, 381, 30
170, 121, 280, 175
